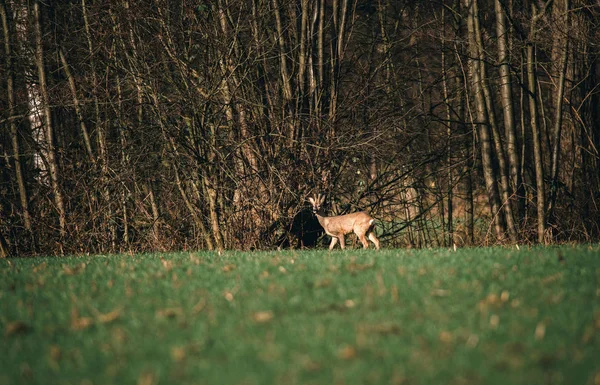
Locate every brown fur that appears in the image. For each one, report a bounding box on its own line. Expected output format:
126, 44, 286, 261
309, 194, 380, 250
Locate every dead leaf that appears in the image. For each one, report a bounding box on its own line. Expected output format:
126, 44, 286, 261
49, 345, 62, 361
192, 299, 206, 314
137, 371, 157, 385
63, 263, 86, 276
222, 264, 236, 273
189, 254, 202, 265
315, 278, 331, 288
535, 322, 546, 340
345, 262, 375, 273
71, 309, 94, 330
338, 345, 357, 360
97, 308, 121, 324
5, 321, 31, 336
490, 314, 500, 329
357, 323, 402, 335
156, 308, 183, 319
33, 262, 47, 273
466, 334, 479, 348
431, 289, 450, 297
439, 331, 453, 343
171, 346, 186, 362
486, 293, 499, 305
252, 310, 274, 323
541, 272, 563, 285
160, 257, 172, 271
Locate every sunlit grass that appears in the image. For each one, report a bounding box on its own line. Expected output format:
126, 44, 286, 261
1, 246, 599, 385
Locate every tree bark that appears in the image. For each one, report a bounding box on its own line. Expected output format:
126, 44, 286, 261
495, 0, 522, 221
526, 3, 547, 243
34, 0, 66, 238
548, 0, 570, 226
83, 0, 115, 250
1, 0, 31, 232
59, 49, 94, 163
473, 0, 517, 241
464, 0, 506, 241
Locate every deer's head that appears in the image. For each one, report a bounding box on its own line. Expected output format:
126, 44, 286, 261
308, 194, 326, 215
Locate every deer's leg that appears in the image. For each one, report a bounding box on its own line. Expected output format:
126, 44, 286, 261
338, 235, 345, 249
368, 232, 380, 250
329, 237, 338, 250
358, 233, 369, 249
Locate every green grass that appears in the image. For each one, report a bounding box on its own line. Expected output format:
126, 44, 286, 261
1, 246, 599, 385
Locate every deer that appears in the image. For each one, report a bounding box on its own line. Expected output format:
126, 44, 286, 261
308, 194, 380, 250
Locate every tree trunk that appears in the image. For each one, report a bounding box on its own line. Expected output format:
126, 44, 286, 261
34, 0, 66, 239
59, 49, 95, 163
1, 0, 31, 232
526, 3, 546, 243
474, 0, 517, 241
548, 0, 570, 227
495, 0, 522, 222
441, 8, 453, 246
464, 0, 506, 241
84, 0, 115, 251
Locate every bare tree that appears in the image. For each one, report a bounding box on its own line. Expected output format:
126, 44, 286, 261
33, 0, 66, 239
1, 0, 31, 232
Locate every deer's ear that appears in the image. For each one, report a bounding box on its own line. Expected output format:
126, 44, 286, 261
308, 197, 315, 205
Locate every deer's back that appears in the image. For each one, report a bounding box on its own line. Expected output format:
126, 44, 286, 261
323, 211, 374, 235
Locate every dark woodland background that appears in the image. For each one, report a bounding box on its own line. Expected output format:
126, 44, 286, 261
1, 0, 599, 256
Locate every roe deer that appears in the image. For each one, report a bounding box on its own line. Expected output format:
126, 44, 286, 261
308, 194, 380, 250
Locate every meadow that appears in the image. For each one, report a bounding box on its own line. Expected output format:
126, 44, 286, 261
1, 246, 599, 385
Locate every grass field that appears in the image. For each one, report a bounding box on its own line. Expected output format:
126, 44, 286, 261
1, 246, 599, 385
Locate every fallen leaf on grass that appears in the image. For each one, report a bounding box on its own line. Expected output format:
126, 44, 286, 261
224, 291, 234, 302
581, 325, 595, 344
338, 345, 357, 360
71, 309, 94, 331
63, 263, 86, 276
96, 308, 121, 324
137, 371, 157, 385
171, 346, 186, 362
345, 261, 375, 273
49, 345, 62, 360
156, 308, 183, 319
4, 321, 31, 336
314, 278, 331, 288
192, 299, 207, 314
222, 264, 236, 273
541, 272, 563, 285
439, 331, 453, 343
71, 306, 121, 330
189, 254, 202, 265
252, 310, 274, 323
535, 322, 546, 340
431, 289, 450, 297
490, 314, 500, 329
357, 323, 402, 335
160, 257, 172, 271
466, 334, 479, 348
33, 262, 47, 273
48, 345, 62, 370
